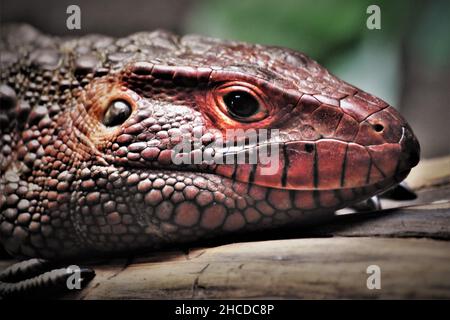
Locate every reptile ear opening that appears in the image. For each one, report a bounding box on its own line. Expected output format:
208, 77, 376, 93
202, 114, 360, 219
102, 99, 132, 127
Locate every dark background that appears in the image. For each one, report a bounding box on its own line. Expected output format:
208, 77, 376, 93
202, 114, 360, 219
1, 0, 449, 158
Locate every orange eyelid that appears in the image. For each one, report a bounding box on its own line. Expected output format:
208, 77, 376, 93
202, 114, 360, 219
213, 81, 270, 122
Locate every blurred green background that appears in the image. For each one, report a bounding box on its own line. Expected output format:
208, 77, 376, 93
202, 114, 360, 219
2, 0, 450, 157
186, 0, 415, 106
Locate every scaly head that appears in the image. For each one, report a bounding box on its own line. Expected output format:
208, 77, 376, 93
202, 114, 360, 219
0, 27, 420, 258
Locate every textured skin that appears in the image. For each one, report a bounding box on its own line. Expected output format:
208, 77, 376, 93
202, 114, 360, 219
0, 24, 420, 260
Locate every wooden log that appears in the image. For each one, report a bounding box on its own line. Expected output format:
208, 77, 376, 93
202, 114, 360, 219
405, 155, 450, 190
67, 237, 450, 299
306, 201, 450, 239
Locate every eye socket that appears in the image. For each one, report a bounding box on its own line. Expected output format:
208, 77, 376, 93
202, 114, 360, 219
103, 100, 132, 127
214, 83, 269, 122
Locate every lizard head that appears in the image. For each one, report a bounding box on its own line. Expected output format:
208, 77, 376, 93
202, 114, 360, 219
66, 31, 419, 251
0, 28, 420, 258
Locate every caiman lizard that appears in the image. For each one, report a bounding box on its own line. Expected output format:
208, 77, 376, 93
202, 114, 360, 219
0, 24, 420, 296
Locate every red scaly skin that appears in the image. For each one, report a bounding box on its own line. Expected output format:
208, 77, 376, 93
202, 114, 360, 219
0, 24, 420, 259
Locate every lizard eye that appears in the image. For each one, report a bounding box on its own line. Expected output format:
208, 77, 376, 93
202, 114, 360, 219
224, 91, 259, 118
103, 100, 132, 127
214, 83, 269, 122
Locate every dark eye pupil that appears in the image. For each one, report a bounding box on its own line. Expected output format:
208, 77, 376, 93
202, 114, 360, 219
103, 100, 131, 127
223, 91, 259, 118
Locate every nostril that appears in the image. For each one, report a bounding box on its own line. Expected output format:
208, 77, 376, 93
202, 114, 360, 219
373, 124, 384, 132
304, 143, 315, 153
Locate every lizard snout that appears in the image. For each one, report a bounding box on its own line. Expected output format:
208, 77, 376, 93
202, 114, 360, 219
357, 105, 420, 184
398, 124, 421, 172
